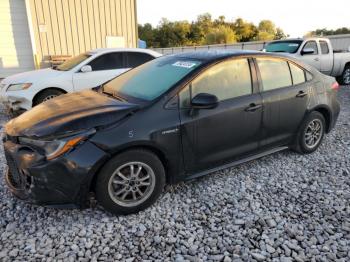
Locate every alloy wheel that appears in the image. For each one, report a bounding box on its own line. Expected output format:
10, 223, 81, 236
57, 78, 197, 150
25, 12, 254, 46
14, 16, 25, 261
42, 94, 58, 102
108, 162, 156, 207
304, 119, 323, 149
343, 68, 350, 85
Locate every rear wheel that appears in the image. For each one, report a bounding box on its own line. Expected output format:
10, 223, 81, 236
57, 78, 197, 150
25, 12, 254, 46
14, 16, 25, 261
33, 89, 65, 106
293, 111, 326, 154
95, 149, 165, 215
341, 65, 350, 85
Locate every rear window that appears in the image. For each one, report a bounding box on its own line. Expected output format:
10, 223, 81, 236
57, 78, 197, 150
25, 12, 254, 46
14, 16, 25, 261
265, 40, 302, 53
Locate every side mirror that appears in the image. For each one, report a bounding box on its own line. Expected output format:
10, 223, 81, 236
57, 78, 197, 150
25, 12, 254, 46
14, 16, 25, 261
301, 48, 315, 55
191, 93, 218, 109
80, 65, 92, 73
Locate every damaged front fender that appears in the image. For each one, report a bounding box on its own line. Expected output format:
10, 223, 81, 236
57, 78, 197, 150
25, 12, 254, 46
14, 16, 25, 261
4, 140, 109, 207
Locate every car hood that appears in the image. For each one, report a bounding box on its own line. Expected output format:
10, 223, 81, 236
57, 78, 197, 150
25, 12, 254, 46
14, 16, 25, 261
5, 90, 139, 138
1, 68, 64, 85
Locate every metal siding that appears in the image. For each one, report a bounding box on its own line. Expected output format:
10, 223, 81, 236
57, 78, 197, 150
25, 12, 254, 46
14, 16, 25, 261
0, 0, 35, 77
26, 0, 137, 68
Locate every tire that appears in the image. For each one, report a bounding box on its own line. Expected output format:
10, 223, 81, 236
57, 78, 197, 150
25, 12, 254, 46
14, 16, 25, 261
95, 149, 165, 215
293, 111, 326, 154
341, 65, 350, 85
33, 89, 65, 106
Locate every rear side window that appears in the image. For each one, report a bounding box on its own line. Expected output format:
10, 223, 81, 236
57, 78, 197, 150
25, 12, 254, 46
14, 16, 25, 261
191, 58, 252, 101
320, 41, 330, 54
289, 62, 306, 85
125, 52, 154, 68
88, 52, 124, 71
257, 58, 292, 91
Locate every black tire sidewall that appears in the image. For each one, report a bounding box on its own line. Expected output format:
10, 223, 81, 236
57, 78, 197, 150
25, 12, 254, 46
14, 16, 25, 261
297, 111, 326, 154
95, 149, 165, 215
34, 89, 64, 105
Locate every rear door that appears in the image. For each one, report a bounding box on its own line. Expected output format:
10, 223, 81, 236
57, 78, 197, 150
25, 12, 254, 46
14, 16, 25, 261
319, 40, 333, 74
256, 57, 310, 148
300, 40, 321, 70
179, 58, 263, 173
72, 52, 127, 91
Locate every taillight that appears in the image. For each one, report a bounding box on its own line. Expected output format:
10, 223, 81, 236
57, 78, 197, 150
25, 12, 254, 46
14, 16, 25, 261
331, 82, 340, 90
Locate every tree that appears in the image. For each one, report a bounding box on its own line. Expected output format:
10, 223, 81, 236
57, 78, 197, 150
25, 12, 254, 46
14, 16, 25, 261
307, 27, 350, 36
257, 20, 276, 40
138, 23, 155, 44
138, 14, 286, 47
231, 18, 258, 42
274, 27, 288, 40
205, 25, 237, 45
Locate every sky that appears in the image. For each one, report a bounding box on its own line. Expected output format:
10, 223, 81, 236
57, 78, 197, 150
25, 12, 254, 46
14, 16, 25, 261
137, 0, 349, 38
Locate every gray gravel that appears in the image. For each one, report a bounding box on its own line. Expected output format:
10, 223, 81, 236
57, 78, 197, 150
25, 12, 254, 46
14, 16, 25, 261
0, 87, 349, 261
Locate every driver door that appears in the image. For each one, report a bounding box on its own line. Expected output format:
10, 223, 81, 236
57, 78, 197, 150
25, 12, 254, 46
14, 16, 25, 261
179, 58, 263, 173
73, 52, 128, 92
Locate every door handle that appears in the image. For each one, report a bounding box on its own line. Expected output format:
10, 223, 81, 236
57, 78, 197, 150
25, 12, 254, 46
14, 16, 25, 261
296, 91, 307, 98
245, 103, 262, 112
314, 58, 319, 61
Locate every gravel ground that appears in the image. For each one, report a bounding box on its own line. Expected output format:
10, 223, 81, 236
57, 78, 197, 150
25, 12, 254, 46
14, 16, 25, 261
0, 87, 349, 262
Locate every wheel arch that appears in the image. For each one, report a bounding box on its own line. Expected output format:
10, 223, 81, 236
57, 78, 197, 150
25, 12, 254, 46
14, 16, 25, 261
89, 144, 171, 192
310, 105, 332, 133
32, 87, 68, 107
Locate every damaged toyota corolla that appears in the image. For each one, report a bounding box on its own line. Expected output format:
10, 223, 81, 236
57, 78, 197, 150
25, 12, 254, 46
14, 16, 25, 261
3, 51, 340, 215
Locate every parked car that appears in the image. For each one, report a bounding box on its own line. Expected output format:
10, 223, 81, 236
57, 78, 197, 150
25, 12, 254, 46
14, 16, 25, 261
264, 37, 350, 84
3, 50, 340, 215
0, 48, 162, 112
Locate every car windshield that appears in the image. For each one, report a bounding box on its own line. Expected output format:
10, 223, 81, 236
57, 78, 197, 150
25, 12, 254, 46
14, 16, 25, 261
55, 53, 91, 71
103, 55, 202, 101
265, 40, 303, 53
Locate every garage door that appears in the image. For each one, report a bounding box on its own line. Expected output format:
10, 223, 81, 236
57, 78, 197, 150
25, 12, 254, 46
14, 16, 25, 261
0, 0, 35, 78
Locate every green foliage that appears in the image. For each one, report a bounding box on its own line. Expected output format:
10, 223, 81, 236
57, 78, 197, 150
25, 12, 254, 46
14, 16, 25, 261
205, 25, 237, 45
306, 27, 350, 37
138, 14, 286, 48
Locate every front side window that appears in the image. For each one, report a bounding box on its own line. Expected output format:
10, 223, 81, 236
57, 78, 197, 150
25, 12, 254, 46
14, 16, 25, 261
302, 41, 318, 55
191, 59, 252, 101
320, 41, 330, 54
126, 52, 154, 68
55, 53, 91, 71
88, 52, 124, 71
257, 58, 292, 91
103, 56, 202, 101
289, 62, 306, 85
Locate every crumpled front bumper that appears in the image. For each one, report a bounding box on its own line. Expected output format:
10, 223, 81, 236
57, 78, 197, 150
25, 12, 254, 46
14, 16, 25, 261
3, 139, 109, 208
0, 92, 31, 111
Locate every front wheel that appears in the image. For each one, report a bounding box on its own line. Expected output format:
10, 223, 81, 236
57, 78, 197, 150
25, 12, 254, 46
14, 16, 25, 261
95, 149, 165, 215
341, 65, 350, 85
293, 111, 326, 154
33, 89, 65, 106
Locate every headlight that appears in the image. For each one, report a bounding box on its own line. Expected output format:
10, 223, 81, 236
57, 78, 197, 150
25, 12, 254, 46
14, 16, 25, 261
7, 83, 32, 91
18, 129, 95, 160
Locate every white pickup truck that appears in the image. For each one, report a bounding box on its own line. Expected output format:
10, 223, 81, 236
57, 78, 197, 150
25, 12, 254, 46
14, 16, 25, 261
265, 37, 350, 84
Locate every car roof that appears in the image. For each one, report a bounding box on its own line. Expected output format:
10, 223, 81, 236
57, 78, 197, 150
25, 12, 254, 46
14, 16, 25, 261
166, 49, 315, 72
88, 48, 162, 57
169, 49, 282, 61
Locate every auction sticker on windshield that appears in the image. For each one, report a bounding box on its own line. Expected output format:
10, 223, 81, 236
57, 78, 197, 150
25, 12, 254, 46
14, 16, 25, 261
172, 61, 198, 69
